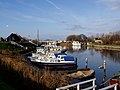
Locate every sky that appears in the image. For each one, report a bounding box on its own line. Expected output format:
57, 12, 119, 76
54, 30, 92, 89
0, 0, 120, 40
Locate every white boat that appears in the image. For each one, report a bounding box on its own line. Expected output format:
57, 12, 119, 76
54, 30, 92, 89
28, 47, 77, 69
72, 41, 81, 46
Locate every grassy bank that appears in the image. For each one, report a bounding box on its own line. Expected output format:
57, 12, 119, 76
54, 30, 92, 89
0, 50, 69, 90
88, 44, 120, 51
0, 42, 69, 89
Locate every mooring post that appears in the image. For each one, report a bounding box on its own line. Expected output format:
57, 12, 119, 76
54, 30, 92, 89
103, 60, 106, 83
85, 58, 88, 68
103, 60, 106, 70
76, 57, 77, 64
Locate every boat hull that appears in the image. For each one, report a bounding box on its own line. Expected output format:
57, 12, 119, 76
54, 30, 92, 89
109, 75, 120, 89
31, 62, 77, 69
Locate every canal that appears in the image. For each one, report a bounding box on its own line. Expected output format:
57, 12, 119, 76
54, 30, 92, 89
67, 47, 120, 86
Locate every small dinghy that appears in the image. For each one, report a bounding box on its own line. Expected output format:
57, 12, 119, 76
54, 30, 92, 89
67, 68, 95, 79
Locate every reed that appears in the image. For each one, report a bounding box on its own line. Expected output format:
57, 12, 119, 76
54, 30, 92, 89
40, 69, 69, 89
0, 50, 69, 89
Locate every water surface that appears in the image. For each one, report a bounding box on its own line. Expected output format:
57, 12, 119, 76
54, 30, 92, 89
67, 47, 120, 85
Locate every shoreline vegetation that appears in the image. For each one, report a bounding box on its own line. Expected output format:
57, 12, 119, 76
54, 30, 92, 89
1, 42, 120, 89
0, 50, 69, 90
59, 42, 120, 51
0, 42, 69, 90
88, 44, 120, 51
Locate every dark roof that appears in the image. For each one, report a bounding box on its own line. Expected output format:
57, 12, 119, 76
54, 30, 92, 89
7, 33, 25, 42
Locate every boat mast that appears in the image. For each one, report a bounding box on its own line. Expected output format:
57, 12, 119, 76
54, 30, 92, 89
37, 29, 39, 46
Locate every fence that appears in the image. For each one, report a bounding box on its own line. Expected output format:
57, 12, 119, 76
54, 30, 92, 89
56, 78, 118, 90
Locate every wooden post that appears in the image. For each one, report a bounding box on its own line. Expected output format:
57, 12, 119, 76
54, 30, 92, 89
103, 60, 106, 70
103, 60, 106, 83
85, 58, 88, 68
76, 58, 77, 64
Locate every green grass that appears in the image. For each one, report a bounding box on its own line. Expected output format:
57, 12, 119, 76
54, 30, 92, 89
19, 42, 36, 49
0, 42, 23, 51
0, 42, 36, 51
94, 44, 120, 47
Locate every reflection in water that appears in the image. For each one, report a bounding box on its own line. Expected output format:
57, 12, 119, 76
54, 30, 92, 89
88, 48, 95, 56
98, 60, 107, 84
69, 46, 120, 63
72, 45, 81, 50
103, 68, 106, 83
98, 49, 120, 63
67, 46, 120, 85
68, 46, 87, 53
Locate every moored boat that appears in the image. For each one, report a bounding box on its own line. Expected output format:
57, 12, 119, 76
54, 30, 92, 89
67, 68, 95, 79
28, 47, 77, 69
109, 73, 120, 89
31, 53, 77, 69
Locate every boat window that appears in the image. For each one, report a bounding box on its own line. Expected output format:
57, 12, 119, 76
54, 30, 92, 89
61, 57, 64, 59
58, 56, 60, 58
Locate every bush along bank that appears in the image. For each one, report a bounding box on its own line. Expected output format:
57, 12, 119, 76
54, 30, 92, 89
0, 52, 69, 90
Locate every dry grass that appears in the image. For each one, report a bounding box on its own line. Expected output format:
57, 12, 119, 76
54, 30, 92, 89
0, 50, 69, 89
0, 55, 40, 82
40, 69, 69, 89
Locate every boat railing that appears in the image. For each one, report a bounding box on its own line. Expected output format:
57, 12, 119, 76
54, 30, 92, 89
99, 83, 118, 90
56, 78, 118, 90
56, 78, 96, 90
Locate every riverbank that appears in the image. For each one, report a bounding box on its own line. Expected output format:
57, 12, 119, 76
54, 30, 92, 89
88, 44, 120, 51
0, 50, 69, 90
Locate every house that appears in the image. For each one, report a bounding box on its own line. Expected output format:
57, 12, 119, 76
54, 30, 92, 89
94, 38, 103, 44
0, 37, 5, 42
7, 33, 26, 42
72, 41, 81, 46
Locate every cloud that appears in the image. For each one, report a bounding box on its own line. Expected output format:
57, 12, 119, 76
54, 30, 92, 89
22, 15, 33, 19
46, 0, 64, 12
99, 0, 120, 10
111, 6, 120, 10
59, 20, 84, 30
0, 10, 57, 23
60, 21, 68, 24
54, 12, 64, 16
66, 24, 83, 30
91, 19, 108, 27
18, 1, 42, 11
100, 0, 120, 3
112, 18, 120, 21
86, 17, 120, 34
21, 14, 56, 23
70, 24, 83, 30
72, 15, 81, 21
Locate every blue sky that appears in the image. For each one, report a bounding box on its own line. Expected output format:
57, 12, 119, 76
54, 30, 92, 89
0, 0, 120, 40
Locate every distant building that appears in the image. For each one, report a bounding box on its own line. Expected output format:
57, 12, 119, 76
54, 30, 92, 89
7, 33, 26, 42
72, 41, 81, 46
94, 38, 103, 44
0, 37, 5, 42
